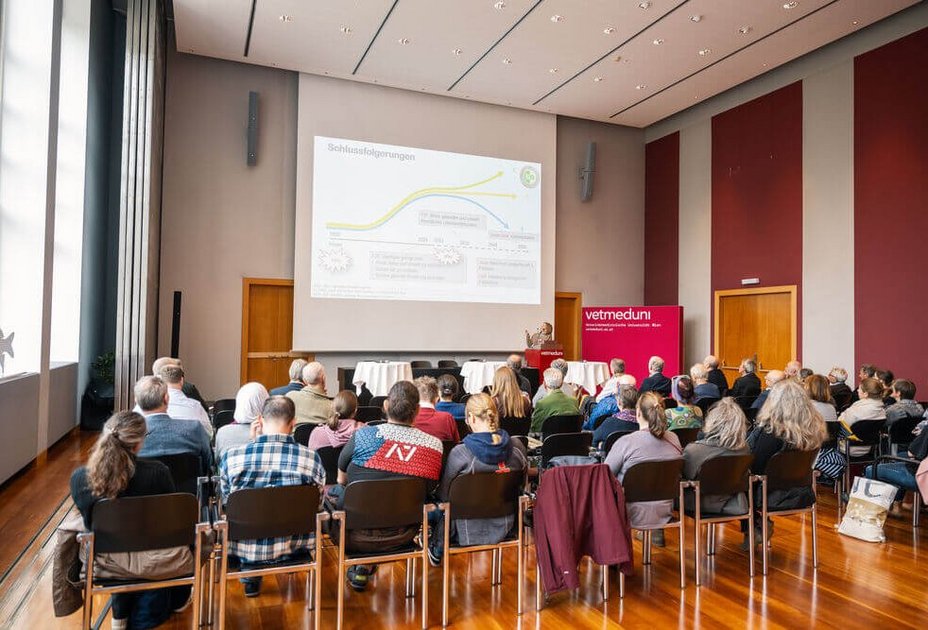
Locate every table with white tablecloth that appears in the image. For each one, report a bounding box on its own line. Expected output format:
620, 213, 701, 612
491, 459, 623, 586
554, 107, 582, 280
459, 360, 507, 395
352, 361, 414, 397
564, 360, 610, 396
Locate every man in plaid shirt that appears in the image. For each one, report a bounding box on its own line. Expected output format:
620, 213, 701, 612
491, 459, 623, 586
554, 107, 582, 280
219, 396, 326, 597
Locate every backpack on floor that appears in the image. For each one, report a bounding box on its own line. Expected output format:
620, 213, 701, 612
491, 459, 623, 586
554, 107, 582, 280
837, 476, 898, 542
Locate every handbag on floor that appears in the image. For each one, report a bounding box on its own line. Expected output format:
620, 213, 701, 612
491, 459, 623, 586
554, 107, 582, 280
837, 476, 898, 542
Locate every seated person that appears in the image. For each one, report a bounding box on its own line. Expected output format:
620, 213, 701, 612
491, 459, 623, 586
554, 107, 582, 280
307, 390, 364, 451
784, 360, 802, 381
219, 396, 326, 597
135, 376, 212, 474
798, 368, 813, 383
215, 382, 268, 462
865, 424, 928, 515
704, 355, 729, 397
506, 354, 533, 395
827, 366, 853, 408
152, 356, 207, 411
435, 374, 466, 421
286, 362, 333, 425
491, 366, 532, 419
427, 394, 528, 565
596, 358, 637, 402
638, 356, 672, 396
729, 359, 762, 400
70, 411, 191, 629
334, 381, 443, 591
530, 367, 581, 433
413, 376, 460, 442
875, 369, 896, 405
134, 363, 212, 437
805, 374, 838, 423
666, 376, 703, 430
270, 358, 309, 396
884, 379, 924, 426
605, 391, 683, 547
839, 377, 888, 457
683, 398, 750, 514
751, 370, 786, 410
592, 385, 640, 448
532, 359, 576, 406
690, 363, 721, 401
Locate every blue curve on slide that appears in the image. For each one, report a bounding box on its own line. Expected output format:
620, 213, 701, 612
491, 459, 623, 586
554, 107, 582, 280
334, 193, 510, 231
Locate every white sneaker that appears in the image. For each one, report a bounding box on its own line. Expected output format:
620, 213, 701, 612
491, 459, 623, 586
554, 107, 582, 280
111, 618, 128, 630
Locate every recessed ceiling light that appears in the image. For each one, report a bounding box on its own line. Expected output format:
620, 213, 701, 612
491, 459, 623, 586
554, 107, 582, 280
613, 55, 623, 63
603, 26, 616, 34
339, 25, 352, 34
593, 76, 604, 82
548, 67, 559, 73
550, 15, 564, 23
783, 2, 798, 9
501, 57, 512, 65
398, 37, 410, 45
638, 1, 652, 9
635, 84, 647, 90
451, 48, 462, 56
690, 15, 702, 23
494, 1, 506, 10
762, 63, 768, 67
279, 14, 293, 22
698, 48, 711, 56
652, 38, 664, 45
852, 20, 859, 25
739, 26, 752, 35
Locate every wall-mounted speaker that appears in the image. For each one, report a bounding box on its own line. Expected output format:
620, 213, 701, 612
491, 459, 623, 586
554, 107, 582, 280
247, 91, 258, 166
579, 141, 596, 201
170, 291, 182, 358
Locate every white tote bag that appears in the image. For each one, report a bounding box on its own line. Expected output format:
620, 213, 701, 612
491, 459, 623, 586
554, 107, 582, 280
837, 476, 898, 542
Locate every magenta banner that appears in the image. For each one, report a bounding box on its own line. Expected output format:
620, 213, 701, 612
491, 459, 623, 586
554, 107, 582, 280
581, 306, 684, 385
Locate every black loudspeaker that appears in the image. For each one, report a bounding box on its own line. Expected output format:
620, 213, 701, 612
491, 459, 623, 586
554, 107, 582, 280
247, 91, 258, 166
579, 141, 596, 201
171, 291, 182, 358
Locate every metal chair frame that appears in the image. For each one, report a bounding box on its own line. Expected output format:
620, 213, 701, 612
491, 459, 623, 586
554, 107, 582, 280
873, 454, 923, 528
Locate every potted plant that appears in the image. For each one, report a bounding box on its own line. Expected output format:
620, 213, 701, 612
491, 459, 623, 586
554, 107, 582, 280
81, 352, 115, 430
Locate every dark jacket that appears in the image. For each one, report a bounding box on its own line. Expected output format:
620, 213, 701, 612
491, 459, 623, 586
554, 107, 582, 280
747, 427, 815, 510
730, 373, 761, 400
706, 368, 729, 397
70, 458, 175, 530
534, 464, 633, 594
639, 373, 672, 396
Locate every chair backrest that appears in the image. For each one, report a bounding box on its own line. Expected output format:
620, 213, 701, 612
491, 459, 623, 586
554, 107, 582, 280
621, 459, 685, 503
662, 397, 678, 410
823, 421, 843, 447
540, 432, 593, 468
459, 393, 472, 405
437, 360, 459, 368
447, 470, 525, 520
499, 416, 531, 437
225, 485, 321, 541
455, 419, 471, 439
355, 406, 384, 423
888, 415, 921, 444
92, 493, 198, 553
744, 407, 759, 425
695, 397, 720, 416
764, 449, 818, 491
212, 398, 236, 415
734, 395, 757, 411
293, 423, 317, 446
541, 414, 582, 438
369, 396, 387, 410
603, 430, 635, 456
152, 453, 201, 495
315, 446, 343, 485
213, 409, 235, 431
673, 427, 701, 449
693, 453, 754, 497
342, 478, 427, 530
850, 419, 886, 444
410, 360, 433, 368
833, 390, 853, 413
441, 440, 458, 468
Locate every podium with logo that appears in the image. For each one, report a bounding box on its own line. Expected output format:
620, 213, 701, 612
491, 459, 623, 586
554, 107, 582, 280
524, 342, 564, 373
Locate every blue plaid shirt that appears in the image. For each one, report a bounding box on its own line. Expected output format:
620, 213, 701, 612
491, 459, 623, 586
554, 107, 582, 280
219, 433, 326, 562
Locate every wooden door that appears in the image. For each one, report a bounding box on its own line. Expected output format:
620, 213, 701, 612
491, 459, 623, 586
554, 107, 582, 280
241, 278, 312, 389
714, 286, 797, 384
554, 292, 582, 361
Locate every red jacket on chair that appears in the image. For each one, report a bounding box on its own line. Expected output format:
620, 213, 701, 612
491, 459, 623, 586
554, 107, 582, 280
534, 463, 633, 594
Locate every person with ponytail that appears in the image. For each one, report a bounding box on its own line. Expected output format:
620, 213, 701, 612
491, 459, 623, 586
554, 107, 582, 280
426, 393, 527, 565
70, 411, 191, 629
604, 391, 683, 546
307, 390, 364, 451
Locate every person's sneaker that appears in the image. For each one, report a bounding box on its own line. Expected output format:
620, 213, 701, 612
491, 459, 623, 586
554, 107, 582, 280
347, 566, 371, 592
244, 580, 261, 598
173, 593, 193, 613
651, 530, 665, 547
111, 618, 128, 630
427, 545, 442, 567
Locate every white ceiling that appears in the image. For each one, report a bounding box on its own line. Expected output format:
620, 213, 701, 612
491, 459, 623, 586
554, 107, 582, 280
172, 0, 920, 128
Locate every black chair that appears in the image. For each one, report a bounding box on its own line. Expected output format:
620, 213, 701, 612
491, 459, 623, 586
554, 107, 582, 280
437, 360, 459, 368
662, 397, 678, 410
540, 432, 593, 469
873, 454, 923, 528
153, 453, 203, 496
602, 430, 635, 458
411, 360, 433, 368
540, 414, 582, 439
332, 478, 430, 629
683, 454, 755, 585
355, 406, 384, 423
885, 415, 921, 455
673, 427, 701, 449
438, 471, 529, 625
212, 409, 235, 432
620, 459, 687, 590
77, 493, 209, 630
455, 418, 471, 439
734, 395, 757, 411
211, 398, 236, 416
753, 449, 820, 575
833, 390, 854, 413
215, 485, 327, 630
370, 396, 387, 410
500, 416, 531, 438
459, 393, 472, 405
316, 446, 344, 485
841, 419, 886, 490
293, 423, 318, 447
695, 397, 720, 416
744, 407, 759, 425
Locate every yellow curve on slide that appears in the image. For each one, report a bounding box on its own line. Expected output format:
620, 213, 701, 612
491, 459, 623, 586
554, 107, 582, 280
325, 170, 513, 231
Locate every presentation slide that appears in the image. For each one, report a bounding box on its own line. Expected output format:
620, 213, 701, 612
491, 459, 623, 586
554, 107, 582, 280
311, 136, 542, 305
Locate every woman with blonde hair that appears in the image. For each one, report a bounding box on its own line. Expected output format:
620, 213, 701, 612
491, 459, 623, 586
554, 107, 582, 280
490, 366, 532, 418
70, 411, 191, 629
683, 398, 750, 514
307, 390, 364, 451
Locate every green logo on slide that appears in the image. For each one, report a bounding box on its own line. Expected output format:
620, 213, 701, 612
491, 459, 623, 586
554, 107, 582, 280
520, 166, 539, 189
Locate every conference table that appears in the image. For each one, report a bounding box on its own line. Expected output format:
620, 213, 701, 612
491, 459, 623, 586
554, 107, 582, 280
564, 360, 610, 396
351, 361, 414, 397
459, 360, 507, 394
336, 362, 539, 401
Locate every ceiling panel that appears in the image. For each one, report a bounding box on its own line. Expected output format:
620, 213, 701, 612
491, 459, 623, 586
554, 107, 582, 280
173, 0, 252, 60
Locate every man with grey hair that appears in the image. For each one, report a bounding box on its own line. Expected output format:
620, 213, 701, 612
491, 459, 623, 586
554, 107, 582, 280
639, 356, 672, 396
286, 361, 333, 425
703, 355, 729, 397
270, 359, 309, 396
784, 360, 802, 381
596, 358, 638, 403
531, 358, 576, 406
135, 375, 212, 473
152, 356, 207, 411
157, 364, 212, 437
751, 369, 785, 410
827, 366, 853, 409
729, 358, 762, 400
506, 353, 532, 395
690, 363, 721, 400
530, 367, 580, 433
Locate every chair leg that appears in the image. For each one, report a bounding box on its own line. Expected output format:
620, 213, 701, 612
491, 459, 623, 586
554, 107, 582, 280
406, 558, 416, 598
497, 549, 504, 585
336, 517, 346, 630
747, 480, 755, 578
642, 530, 652, 566
914, 492, 921, 529
190, 533, 203, 630
761, 478, 769, 576
535, 558, 543, 611
694, 514, 702, 586
442, 506, 451, 627
619, 570, 625, 599
601, 563, 608, 602
306, 569, 315, 610
422, 509, 429, 630
81, 537, 94, 630
490, 549, 498, 586
811, 503, 819, 568
517, 500, 525, 616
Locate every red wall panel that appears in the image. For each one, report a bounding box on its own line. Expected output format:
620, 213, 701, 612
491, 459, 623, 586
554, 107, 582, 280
710, 82, 804, 356
644, 132, 679, 305
855, 27, 928, 393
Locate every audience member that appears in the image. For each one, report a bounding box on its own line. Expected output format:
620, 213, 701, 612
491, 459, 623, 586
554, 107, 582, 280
506, 353, 532, 395
703, 355, 729, 397
690, 363, 721, 401
827, 366, 852, 400
874, 369, 896, 405
683, 398, 750, 514
286, 362, 333, 425
666, 376, 703, 430
427, 393, 528, 565
491, 367, 532, 419
799, 368, 813, 382
413, 376, 460, 442
435, 374, 465, 421
531, 367, 581, 433
219, 396, 326, 597
152, 356, 206, 411
135, 376, 212, 474
605, 391, 682, 547
70, 411, 191, 628
729, 359, 761, 400
839, 378, 888, 456
308, 390, 364, 451
751, 370, 786, 410
596, 358, 637, 402
591, 385, 640, 447
334, 381, 443, 591
146, 364, 211, 437
849, 363, 877, 405
865, 423, 928, 515
804, 375, 837, 423
214, 382, 268, 461
270, 359, 309, 396
784, 360, 802, 381
884, 379, 924, 426
639, 356, 672, 396
532, 358, 575, 405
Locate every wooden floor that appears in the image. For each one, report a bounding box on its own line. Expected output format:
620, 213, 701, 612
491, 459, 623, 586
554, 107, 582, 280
1, 430, 926, 629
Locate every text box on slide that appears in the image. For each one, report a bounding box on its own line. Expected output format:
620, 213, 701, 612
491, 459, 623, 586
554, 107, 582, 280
581, 306, 684, 385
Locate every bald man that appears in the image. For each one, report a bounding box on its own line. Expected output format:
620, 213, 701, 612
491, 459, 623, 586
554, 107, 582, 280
286, 362, 333, 425
506, 353, 532, 395
751, 370, 786, 410
703, 355, 729, 397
